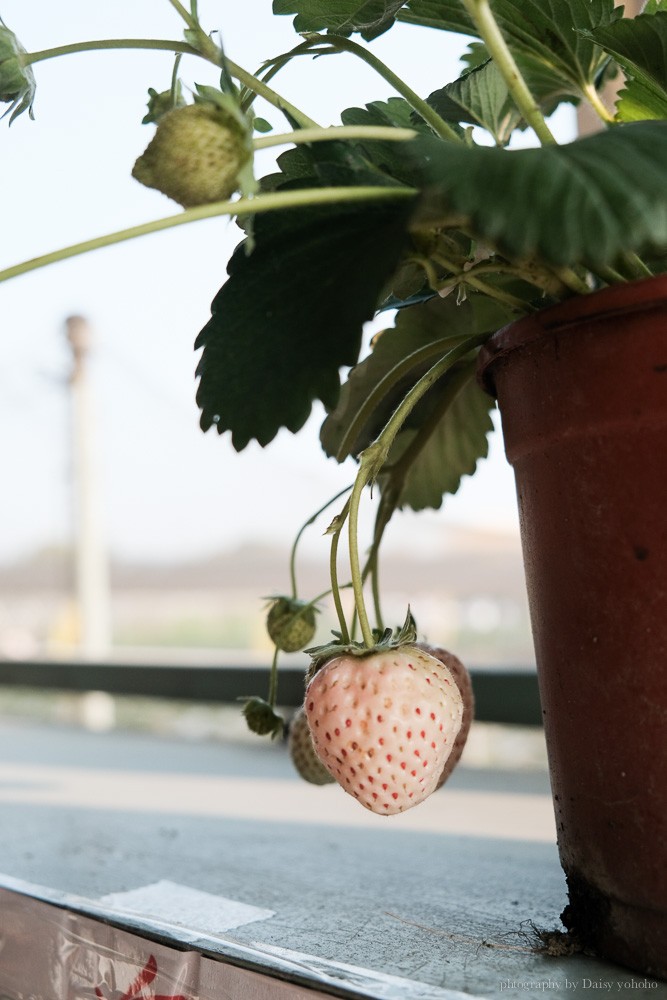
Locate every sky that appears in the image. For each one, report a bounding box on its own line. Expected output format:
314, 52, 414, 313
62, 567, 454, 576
0, 1, 577, 565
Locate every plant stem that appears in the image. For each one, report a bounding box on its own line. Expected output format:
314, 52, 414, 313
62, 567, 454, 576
330, 502, 352, 645
303, 34, 464, 144
267, 646, 280, 708
0, 185, 416, 287
166, 0, 320, 129
460, 0, 557, 146
23, 33, 319, 129
347, 333, 490, 648
348, 474, 375, 648
623, 252, 654, 280
288, 485, 353, 599
254, 125, 417, 150
551, 265, 591, 295
583, 83, 615, 125
23, 38, 199, 64
432, 253, 530, 311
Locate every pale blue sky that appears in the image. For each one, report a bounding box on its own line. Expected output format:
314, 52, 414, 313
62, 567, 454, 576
0, 2, 576, 563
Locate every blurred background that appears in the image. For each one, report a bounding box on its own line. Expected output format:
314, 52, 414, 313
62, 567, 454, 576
0, 2, 579, 745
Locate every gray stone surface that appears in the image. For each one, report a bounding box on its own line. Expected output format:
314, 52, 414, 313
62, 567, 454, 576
0, 719, 664, 999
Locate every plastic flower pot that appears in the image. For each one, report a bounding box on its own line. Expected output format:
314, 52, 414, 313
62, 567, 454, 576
478, 274, 667, 978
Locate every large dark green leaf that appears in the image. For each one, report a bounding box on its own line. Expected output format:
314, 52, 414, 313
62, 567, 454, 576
583, 11, 667, 121
195, 198, 414, 450
321, 295, 508, 510
408, 121, 667, 269
272, 0, 409, 39
401, 0, 620, 100
339, 98, 447, 183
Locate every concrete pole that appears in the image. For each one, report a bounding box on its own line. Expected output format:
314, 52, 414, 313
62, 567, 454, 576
65, 315, 112, 660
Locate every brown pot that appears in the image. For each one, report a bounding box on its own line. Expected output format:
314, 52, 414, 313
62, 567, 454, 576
478, 275, 667, 979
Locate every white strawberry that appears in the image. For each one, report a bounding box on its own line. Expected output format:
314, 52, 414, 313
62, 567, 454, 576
417, 644, 474, 788
304, 644, 464, 815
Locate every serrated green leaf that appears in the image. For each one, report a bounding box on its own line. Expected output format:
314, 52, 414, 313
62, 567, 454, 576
272, 0, 409, 39
582, 12, 667, 121
382, 374, 494, 511
425, 60, 523, 145
402, 0, 620, 100
407, 121, 667, 269
340, 98, 446, 182
320, 294, 510, 463
195, 199, 414, 450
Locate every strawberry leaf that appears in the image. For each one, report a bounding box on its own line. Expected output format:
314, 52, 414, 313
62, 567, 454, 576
195, 198, 414, 450
408, 121, 667, 269
582, 11, 667, 122
401, 0, 620, 101
272, 0, 409, 39
321, 295, 510, 511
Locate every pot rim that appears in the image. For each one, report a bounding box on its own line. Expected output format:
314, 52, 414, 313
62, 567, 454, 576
478, 273, 667, 398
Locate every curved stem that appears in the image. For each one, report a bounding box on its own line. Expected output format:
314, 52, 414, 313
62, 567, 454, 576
335, 335, 475, 462
254, 124, 417, 151
460, 0, 557, 146
302, 34, 463, 144
289, 484, 353, 599
0, 185, 416, 287
583, 83, 615, 125
24, 38, 200, 65
330, 502, 352, 645
267, 645, 280, 708
348, 475, 375, 648
347, 333, 490, 648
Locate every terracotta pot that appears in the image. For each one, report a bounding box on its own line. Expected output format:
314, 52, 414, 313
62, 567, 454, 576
478, 275, 667, 978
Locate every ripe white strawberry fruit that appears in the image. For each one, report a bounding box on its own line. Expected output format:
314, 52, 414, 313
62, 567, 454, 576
418, 644, 474, 789
305, 645, 464, 815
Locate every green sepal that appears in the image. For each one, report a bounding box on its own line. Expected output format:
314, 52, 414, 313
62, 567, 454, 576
305, 607, 418, 678
0, 18, 36, 124
239, 696, 285, 738
142, 84, 186, 125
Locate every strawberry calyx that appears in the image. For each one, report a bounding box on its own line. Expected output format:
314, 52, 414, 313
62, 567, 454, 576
305, 607, 418, 679
239, 696, 284, 739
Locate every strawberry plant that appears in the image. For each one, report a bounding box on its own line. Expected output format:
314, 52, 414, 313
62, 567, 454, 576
1, 0, 666, 813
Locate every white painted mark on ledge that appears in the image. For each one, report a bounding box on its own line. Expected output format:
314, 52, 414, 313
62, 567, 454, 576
99, 879, 274, 934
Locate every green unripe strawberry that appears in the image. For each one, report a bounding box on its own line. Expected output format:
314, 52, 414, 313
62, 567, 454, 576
267, 597, 317, 653
288, 707, 335, 785
132, 103, 251, 208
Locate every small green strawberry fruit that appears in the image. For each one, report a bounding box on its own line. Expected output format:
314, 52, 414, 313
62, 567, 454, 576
240, 696, 284, 739
267, 597, 317, 653
132, 103, 251, 208
288, 707, 335, 785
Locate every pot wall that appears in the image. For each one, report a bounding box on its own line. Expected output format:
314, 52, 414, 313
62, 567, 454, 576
479, 276, 667, 978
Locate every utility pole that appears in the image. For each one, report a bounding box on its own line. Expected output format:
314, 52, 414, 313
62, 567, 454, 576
65, 315, 112, 660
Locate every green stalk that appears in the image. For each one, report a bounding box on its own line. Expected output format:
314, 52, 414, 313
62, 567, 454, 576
302, 34, 463, 144
254, 125, 417, 150
288, 485, 353, 599
582, 82, 615, 125
459, 0, 557, 146
23, 33, 319, 129
432, 252, 531, 311
267, 645, 280, 708
330, 501, 352, 645
23, 38, 199, 64
347, 333, 490, 648
0, 185, 416, 287
335, 335, 475, 462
